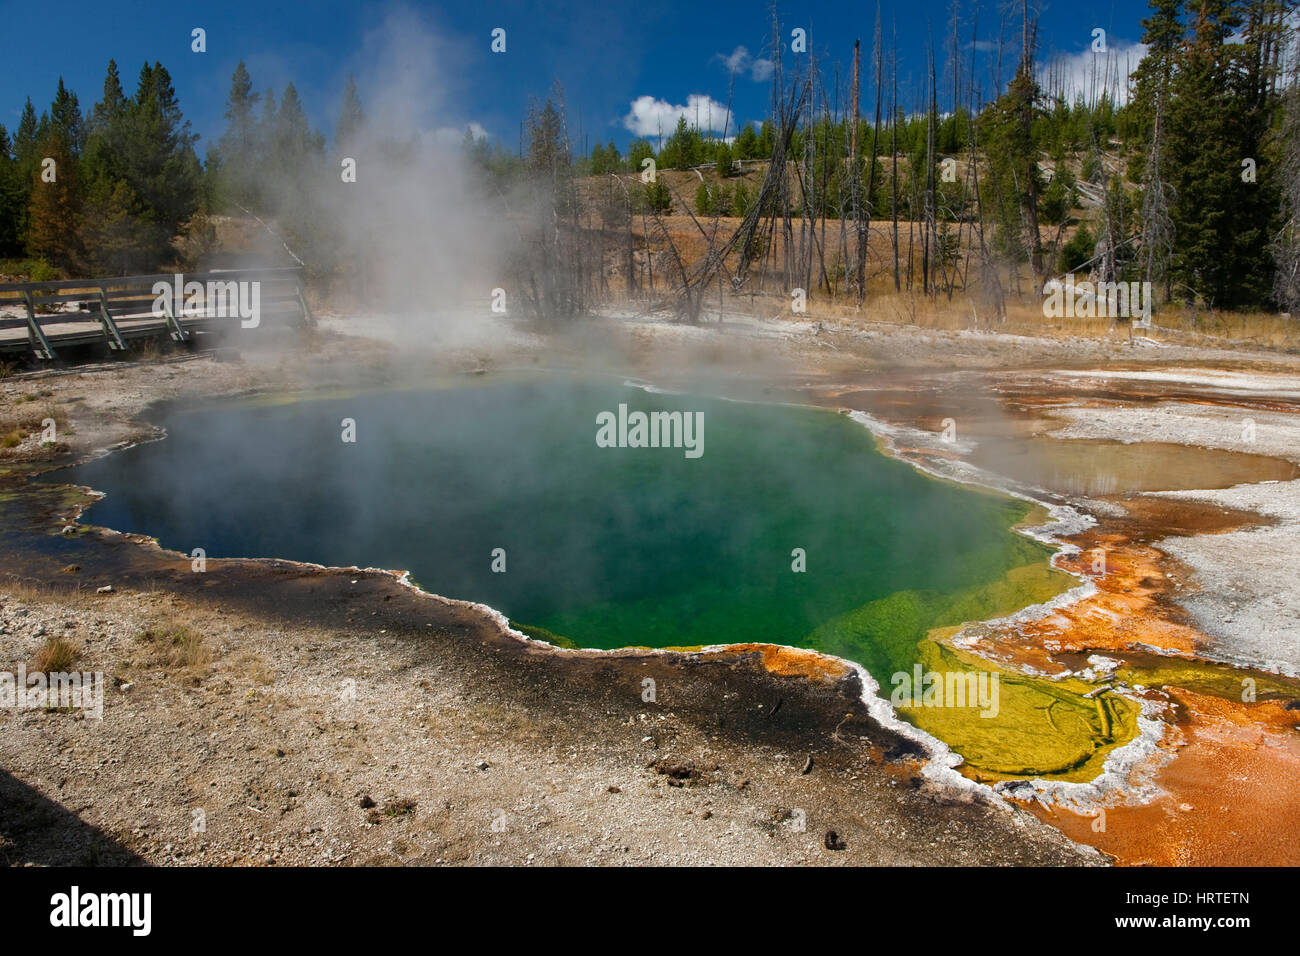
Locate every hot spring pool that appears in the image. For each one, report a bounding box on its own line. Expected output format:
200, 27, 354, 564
56, 375, 1140, 780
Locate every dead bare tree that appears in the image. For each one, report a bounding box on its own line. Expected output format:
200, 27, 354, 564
510, 88, 599, 322
859, 14, 884, 304
890, 21, 901, 292
924, 29, 938, 296
967, 13, 1005, 324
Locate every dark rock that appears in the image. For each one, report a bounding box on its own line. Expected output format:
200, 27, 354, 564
649, 758, 697, 781
883, 740, 925, 762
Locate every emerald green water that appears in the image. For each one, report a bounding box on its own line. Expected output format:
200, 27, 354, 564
58, 376, 1133, 777
59, 377, 1048, 650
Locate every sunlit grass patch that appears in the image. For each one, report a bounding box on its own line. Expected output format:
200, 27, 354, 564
32, 635, 79, 673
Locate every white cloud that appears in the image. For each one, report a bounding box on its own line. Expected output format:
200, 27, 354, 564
1038, 41, 1147, 106
622, 94, 735, 138
720, 46, 750, 72
714, 45, 774, 82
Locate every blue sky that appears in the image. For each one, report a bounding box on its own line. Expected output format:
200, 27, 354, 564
0, 0, 1155, 156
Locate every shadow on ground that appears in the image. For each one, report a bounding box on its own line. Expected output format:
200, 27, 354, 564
0, 768, 145, 866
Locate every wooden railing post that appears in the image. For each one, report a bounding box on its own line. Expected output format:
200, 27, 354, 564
22, 290, 56, 360
2, 268, 315, 357
96, 285, 128, 351
296, 275, 316, 327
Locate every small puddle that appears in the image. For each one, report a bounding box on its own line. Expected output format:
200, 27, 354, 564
966, 438, 1299, 496
830, 386, 1299, 496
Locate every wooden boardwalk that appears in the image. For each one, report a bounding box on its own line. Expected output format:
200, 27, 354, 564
0, 267, 313, 360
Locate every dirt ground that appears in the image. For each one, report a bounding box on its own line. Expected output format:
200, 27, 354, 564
1, 308, 1297, 866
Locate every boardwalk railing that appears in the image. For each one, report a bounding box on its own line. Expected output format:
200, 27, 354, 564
0, 267, 314, 360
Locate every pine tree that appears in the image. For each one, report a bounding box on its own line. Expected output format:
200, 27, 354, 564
10, 99, 42, 248
91, 60, 128, 129
23, 77, 90, 269
25, 129, 80, 268
734, 122, 760, 160
589, 139, 620, 175
733, 180, 753, 217
273, 83, 322, 177
1165, 0, 1278, 307
213, 62, 261, 210
128, 61, 201, 250
81, 177, 146, 274
1131, 0, 1184, 141
1060, 222, 1095, 273
526, 101, 559, 171
49, 78, 85, 155
982, 55, 1046, 286
257, 86, 278, 204
0, 124, 24, 257
81, 61, 150, 273
714, 183, 732, 216
269, 82, 326, 243
14, 99, 38, 164
626, 139, 654, 174
510, 85, 588, 321
1132, 0, 1183, 294
695, 181, 712, 215
660, 116, 702, 169
336, 74, 364, 151
643, 178, 672, 212
715, 141, 733, 178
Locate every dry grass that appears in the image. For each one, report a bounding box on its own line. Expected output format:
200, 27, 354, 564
821, 292, 1300, 349
131, 336, 176, 362
616, 272, 1299, 350
136, 622, 213, 675
32, 636, 79, 673
600, 212, 1299, 350
0, 398, 67, 436
0, 397, 72, 458
1, 581, 98, 610
229, 647, 274, 685
1150, 309, 1300, 350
